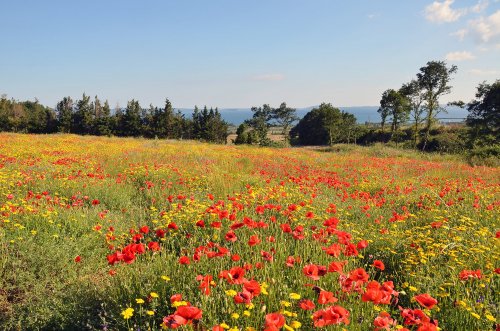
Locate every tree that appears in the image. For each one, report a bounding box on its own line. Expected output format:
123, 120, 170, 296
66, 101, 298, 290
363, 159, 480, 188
271, 102, 298, 144
466, 80, 500, 145
245, 104, 273, 146
121, 99, 142, 136
378, 89, 410, 143
56, 97, 73, 133
72, 93, 94, 134
400, 80, 425, 148
94, 99, 112, 136
290, 103, 356, 146
417, 61, 458, 150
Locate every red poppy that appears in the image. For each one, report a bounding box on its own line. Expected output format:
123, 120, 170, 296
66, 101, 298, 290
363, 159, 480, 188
179, 256, 190, 265
227, 266, 246, 284
318, 290, 338, 304
373, 260, 385, 271
373, 312, 396, 331
312, 305, 350, 327
243, 279, 261, 297
357, 240, 368, 249
399, 307, 430, 325
148, 241, 161, 251
328, 261, 346, 273
265, 313, 286, 330
299, 299, 315, 310
225, 231, 237, 242
234, 291, 252, 304
349, 268, 369, 283
139, 225, 149, 234
414, 293, 438, 310
170, 294, 182, 303
74, 255, 81, 263
248, 235, 261, 246
303, 264, 320, 280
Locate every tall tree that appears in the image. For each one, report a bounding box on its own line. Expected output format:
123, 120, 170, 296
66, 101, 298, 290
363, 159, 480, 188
400, 80, 425, 148
56, 97, 73, 133
271, 102, 298, 144
72, 93, 94, 134
417, 61, 458, 150
466, 80, 500, 145
246, 104, 273, 146
95, 99, 112, 136
121, 99, 142, 136
378, 89, 410, 142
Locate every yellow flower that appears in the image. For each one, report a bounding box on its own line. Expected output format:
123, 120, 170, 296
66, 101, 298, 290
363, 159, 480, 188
172, 301, 188, 307
146, 310, 155, 316
284, 324, 294, 331
470, 312, 480, 319
260, 282, 269, 295
485, 314, 496, 322
280, 300, 291, 307
289, 293, 301, 300
150, 292, 159, 298
121, 307, 134, 319
243, 310, 251, 317
161, 275, 171, 282
290, 320, 302, 329
231, 313, 239, 319
225, 289, 237, 297
219, 322, 230, 329
135, 298, 145, 304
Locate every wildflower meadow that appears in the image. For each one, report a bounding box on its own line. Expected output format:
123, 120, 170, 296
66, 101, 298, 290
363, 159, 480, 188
0, 133, 498, 331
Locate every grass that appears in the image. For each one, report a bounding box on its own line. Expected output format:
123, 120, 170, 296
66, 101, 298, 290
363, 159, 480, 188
0, 133, 498, 330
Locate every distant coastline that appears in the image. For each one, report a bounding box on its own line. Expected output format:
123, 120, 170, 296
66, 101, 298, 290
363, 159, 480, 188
175, 106, 469, 126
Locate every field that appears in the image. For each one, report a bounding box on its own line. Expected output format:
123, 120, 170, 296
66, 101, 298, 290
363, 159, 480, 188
0, 133, 498, 331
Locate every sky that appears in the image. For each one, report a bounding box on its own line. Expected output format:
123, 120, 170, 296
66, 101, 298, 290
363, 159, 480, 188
1, 0, 499, 109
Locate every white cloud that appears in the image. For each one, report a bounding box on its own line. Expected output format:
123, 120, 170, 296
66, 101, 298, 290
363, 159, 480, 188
252, 74, 285, 82
450, 29, 468, 40
425, 0, 467, 23
471, 0, 489, 13
367, 13, 378, 19
445, 51, 476, 61
468, 68, 500, 75
468, 10, 500, 43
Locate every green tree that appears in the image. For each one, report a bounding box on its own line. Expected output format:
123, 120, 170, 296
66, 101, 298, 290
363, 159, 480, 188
271, 102, 298, 144
245, 104, 273, 146
466, 80, 500, 145
72, 93, 94, 134
290, 103, 356, 146
417, 61, 458, 150
121, 99, 142, 136
94, 99, 112, 136
378, 89, 410, 143
400, 80, 425, 148
56, 97, 73, 133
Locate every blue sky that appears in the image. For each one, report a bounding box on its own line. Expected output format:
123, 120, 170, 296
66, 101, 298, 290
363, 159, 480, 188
1, 0, 499, 108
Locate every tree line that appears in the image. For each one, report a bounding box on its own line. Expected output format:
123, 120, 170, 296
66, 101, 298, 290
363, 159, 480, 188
0, 60, 497, 155
0, 95, 229, 143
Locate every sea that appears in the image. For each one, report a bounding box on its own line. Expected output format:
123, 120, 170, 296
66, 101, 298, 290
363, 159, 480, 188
176, 106, 469, 126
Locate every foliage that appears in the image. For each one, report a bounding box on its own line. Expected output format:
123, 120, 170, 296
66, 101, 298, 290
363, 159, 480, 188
466, 80, 500, 146
290, 103, 357, 145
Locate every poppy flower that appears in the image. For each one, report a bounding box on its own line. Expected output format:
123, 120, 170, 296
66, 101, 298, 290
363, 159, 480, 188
318, 290, 338, 304
243, 279, 261, 297
414, 293, 438, 309
303, 264, 320, 280
299, 299, 315, 310
225, 231, 237, 242
373, 260, 385, 271
248, 235, 261, 246
373, 312, 396, 331
265, 313, 286, 329
328, 261, 346, 273
74, 255, 81, 263
179, 256, 190, 265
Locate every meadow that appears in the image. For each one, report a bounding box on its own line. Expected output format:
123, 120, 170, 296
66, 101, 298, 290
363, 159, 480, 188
0, 133, 498, 331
